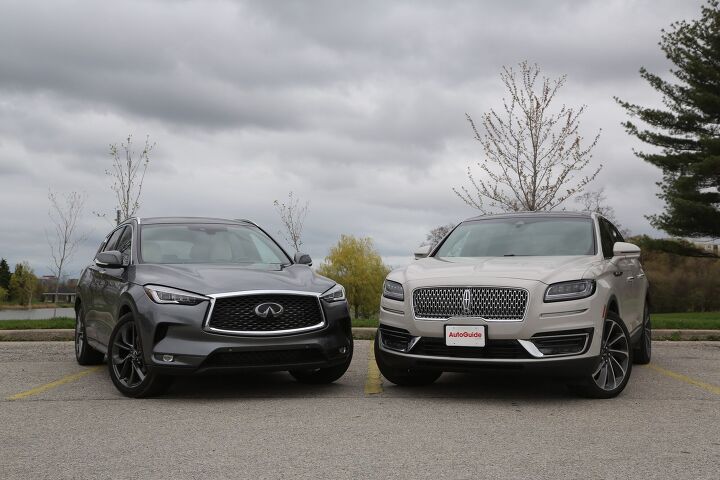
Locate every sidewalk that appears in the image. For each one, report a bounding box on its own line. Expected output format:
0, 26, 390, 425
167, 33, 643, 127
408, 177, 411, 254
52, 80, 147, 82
0, 328, 718, 341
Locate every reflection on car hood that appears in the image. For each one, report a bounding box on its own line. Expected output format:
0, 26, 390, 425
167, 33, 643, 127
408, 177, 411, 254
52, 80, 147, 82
402, 256, 597, 284
131, 263, 334, 296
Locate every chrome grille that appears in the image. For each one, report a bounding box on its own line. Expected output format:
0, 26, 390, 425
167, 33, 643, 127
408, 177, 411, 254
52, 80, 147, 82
412, 287, 528, 321
207, 294, 324, 334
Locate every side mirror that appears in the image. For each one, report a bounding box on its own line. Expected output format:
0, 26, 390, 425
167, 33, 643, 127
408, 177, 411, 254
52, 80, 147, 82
95, 250, 124, 268
414, 244, 432, 260
612, 242, 641, 259
294, 252, 312, 266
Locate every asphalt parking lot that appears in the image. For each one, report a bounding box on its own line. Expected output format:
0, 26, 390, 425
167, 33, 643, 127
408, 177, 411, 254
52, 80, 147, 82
1, 341, 718, 480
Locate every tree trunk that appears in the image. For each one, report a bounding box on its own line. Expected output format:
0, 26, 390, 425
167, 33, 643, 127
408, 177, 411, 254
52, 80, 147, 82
53, 264, 63, 319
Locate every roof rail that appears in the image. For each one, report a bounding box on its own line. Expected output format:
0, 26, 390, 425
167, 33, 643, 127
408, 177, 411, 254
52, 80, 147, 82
235, 218, 259, 227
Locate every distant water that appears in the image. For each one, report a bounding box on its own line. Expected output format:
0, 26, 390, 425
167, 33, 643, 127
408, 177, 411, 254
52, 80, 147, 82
0, 308, 75, 320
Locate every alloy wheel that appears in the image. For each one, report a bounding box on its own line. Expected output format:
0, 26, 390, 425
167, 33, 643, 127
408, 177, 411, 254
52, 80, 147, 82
592, 317, 630, 391
111, 321, 147, 389
74, 311, 84, 358
643, 304, 652, 355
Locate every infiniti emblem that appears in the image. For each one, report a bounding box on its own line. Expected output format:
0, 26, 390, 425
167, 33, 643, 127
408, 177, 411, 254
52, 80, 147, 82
462, 289, 472, 314
254, 302, 284, 318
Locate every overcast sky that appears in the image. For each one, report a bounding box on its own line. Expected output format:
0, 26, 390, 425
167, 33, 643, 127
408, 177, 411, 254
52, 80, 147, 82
0, 0, 706, 277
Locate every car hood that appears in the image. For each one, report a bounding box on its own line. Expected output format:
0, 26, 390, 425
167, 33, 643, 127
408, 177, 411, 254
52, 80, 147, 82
131, 263, 335, 296
395, 256, 598, 285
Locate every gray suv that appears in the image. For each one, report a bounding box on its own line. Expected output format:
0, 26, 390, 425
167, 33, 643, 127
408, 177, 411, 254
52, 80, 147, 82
74, 217, 353, 397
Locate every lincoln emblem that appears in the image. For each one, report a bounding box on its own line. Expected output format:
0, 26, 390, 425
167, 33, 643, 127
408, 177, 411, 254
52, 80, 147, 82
462, 289, 472, 314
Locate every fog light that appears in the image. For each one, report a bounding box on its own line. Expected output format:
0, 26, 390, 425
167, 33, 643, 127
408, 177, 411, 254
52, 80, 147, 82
339, 347, 348, 354
162, 354, 174, 362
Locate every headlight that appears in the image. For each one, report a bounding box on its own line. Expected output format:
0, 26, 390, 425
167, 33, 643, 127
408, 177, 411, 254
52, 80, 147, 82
544, 280, 596, 302
321, 284, 346, 303
144, 285, 208, 305
383, 280, 404, 301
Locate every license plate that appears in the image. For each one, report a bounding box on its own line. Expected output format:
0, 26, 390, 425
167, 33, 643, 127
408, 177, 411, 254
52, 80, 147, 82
445, 325, 486, 347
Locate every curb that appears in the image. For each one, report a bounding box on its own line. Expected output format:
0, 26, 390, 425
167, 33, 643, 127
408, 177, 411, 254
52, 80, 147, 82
0, 328, 718, 342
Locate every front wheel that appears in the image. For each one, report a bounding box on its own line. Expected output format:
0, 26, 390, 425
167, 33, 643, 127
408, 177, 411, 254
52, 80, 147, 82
374, 336, 441, 386
290, 344, 353, 384
108, 313, 172, 398
569, 311, 632, 399
633, 300, 652, 365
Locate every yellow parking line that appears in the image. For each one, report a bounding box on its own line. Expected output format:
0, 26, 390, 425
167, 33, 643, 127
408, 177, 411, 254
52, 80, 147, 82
647, 363, 720, 396
365, 343, 383, 395
6, 366, 103, 401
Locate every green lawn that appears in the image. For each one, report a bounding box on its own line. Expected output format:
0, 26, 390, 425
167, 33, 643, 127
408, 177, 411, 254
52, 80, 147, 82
0, 313, 716, 331
0, 303, 74, 311
351, 317, 379, 328
651, 312, 720, 330
0, 318, 75, 330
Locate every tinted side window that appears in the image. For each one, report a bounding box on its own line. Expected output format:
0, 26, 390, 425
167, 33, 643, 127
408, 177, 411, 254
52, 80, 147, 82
609, 223, 625, 244
599, 219, 614, 258
103, 227, 125, 253
116, 226, 132, 265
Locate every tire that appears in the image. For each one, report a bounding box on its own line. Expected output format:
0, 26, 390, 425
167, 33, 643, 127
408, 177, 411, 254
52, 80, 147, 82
633, 300, 652, 365
374, 336, 441, 387
569, 311, 633, 399
108, 313, 172, 398
290, 343, 353, 384
75, 305, 104, 365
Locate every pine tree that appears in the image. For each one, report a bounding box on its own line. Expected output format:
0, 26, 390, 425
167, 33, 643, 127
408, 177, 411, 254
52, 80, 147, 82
0, 258, 10, 290
616, 0, 720, 238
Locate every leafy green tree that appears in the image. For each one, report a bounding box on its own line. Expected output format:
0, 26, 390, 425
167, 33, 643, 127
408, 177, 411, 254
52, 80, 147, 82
317, 235, 390, 318
0, 258, 10, 291
617, 1, 720, 237
0, 286, 7, 303
9, 262, 38, 308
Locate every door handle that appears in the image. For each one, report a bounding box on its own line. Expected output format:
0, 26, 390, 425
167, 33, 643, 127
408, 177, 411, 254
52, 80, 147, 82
626, 276, 635, 282
613, 270, 623, 277
637, 273, 645, 278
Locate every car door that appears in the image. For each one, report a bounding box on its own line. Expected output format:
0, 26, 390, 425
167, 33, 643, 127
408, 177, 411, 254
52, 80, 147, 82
598, 218, 636, 330
85, 228, 123, 343
608, 221, 643, 331
96, 224, 133, 346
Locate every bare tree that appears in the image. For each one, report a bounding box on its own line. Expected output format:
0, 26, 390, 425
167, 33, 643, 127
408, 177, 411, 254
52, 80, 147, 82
423, 224, 455, 248
97, 134, 155, 224
47, 190, 87, 318
454, 61, 602, 214
273, 191, 309, 252
574, 188, 616, 219
575, 188, 630, 237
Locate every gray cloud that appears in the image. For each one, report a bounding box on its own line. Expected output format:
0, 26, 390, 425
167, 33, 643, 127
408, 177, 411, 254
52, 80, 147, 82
0, 0, 706, 276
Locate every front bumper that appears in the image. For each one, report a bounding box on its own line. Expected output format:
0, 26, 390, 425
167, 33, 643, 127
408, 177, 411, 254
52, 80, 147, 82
133, 291, 353, 375
377, 280, 606, 374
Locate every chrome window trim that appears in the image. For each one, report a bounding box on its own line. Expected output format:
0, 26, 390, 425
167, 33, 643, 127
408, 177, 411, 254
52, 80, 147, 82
202, 290, 326, 336
411, 286, 529, 322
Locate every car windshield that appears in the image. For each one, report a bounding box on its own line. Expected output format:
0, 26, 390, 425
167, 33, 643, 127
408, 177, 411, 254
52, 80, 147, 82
434, 217, 596, 257
139, 224, 291, 265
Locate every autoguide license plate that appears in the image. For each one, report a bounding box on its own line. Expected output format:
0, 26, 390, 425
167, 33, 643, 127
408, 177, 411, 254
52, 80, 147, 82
445, 325, 486, 347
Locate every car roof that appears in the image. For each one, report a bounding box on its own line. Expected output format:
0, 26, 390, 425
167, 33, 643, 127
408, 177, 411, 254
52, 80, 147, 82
125, 217, 257, 226
464, 211, 594, 222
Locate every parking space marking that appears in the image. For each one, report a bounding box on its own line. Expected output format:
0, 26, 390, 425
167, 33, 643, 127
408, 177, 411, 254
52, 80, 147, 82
646, 363, 720, 396
6, 366, 104, 401
364, 343, 383, 395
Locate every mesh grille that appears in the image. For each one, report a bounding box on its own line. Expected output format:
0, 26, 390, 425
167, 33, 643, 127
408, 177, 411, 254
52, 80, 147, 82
203, 349, 325, 367
208, 294, 324, 333
413, 338, 532, 359
412, 287, 528, 321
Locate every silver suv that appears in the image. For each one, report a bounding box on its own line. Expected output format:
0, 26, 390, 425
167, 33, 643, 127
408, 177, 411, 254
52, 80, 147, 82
375, 212, 650, 398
